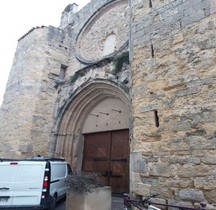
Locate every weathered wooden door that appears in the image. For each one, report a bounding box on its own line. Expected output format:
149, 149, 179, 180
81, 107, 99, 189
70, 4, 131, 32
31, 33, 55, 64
82, 129, 129, 194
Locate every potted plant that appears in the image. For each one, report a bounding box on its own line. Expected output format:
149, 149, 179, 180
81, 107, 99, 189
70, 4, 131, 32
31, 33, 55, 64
66, 170, 111, 210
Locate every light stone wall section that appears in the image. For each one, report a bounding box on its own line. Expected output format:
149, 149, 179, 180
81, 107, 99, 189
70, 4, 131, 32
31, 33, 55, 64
0, 26, 70, 158
130, 0, 216, 206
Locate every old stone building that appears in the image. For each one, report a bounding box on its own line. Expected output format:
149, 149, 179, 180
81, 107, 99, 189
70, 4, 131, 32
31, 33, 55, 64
0, 0, 215, 207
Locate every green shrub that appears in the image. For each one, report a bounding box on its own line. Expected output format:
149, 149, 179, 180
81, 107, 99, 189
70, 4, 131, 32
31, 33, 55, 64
70, 71, 85, 83
112, 51, 129, 75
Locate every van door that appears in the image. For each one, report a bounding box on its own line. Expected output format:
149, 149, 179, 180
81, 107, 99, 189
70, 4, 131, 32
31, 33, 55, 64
0, 161, 46, 207
12, 161, 46, 206
0, 162, 18, 206
50, 162, 68, 199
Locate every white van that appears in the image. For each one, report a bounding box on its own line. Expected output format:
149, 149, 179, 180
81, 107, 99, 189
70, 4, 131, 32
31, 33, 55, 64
0, 157, 72, 209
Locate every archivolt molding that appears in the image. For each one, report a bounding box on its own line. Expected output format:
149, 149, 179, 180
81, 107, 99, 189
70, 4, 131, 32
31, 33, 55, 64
52, 79, 130, 167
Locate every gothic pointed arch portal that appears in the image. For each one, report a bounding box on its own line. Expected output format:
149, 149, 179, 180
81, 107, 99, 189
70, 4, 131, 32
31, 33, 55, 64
54, 80, 130, 193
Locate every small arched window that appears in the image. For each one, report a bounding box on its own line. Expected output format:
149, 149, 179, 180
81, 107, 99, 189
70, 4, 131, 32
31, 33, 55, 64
103, 33, 116, 56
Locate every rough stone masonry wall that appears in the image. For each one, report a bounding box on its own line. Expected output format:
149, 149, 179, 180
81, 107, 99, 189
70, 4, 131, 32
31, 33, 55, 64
0, 26, 70, 158
130, 0, 216, 207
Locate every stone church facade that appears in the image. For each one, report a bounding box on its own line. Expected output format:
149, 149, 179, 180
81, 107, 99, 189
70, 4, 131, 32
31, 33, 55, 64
0, 0, 216, 206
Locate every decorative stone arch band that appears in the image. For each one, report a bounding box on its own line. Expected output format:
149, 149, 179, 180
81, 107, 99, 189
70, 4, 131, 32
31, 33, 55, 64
51, 80, 130, 169
75, 0, 129, 65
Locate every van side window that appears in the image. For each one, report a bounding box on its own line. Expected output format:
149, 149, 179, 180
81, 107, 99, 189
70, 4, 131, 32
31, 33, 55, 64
67, 164, 72, 174
52, 164, 67, 179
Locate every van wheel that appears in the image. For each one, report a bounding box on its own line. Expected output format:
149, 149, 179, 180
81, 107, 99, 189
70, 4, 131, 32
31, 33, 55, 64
49, 194, 57, 210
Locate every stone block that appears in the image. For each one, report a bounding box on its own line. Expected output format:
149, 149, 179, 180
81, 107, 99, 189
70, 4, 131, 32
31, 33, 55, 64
131, 152, 148, 173
194, 177, 216, 190
178, 165, 211, 178
204, 189, 216, 204
133, 182, 151, 196
201, 155, 216, 165
149, 163, 176, 178
141, 104, 160, 112
179, 189, 205, 202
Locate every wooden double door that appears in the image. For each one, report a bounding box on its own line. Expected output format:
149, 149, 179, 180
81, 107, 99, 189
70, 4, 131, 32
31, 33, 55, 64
82, 129, 129, 194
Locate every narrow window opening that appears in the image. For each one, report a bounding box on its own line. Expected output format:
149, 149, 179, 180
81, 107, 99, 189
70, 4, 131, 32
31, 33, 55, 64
59, 64, 68, 80
154, 110, 159, 127
151, 44, 154, 58
103, 33, 116, 56
149, 0, 153, 8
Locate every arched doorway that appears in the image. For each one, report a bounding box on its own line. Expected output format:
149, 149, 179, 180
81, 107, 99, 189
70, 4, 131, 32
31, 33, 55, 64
54, 80, 130, 193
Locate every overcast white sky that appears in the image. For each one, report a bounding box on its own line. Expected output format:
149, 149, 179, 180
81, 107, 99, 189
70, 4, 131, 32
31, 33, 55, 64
0, 0, 90, 106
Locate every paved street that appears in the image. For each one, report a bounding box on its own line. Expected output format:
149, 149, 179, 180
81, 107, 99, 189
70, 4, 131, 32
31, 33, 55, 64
55, 198, 66, 210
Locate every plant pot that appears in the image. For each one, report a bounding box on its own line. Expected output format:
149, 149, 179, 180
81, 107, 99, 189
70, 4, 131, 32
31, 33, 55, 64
66, 186, 111, 210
